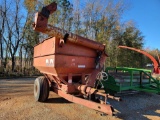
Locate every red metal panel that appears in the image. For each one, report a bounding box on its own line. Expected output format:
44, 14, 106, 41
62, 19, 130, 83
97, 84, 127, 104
55, 40, 97, 57
34, 37, 98, 76
34, 54, 95, 75
34, 37, 56, 57
34, 42, 42, 57
34, 37, 97, 58
55, 55, 95, 70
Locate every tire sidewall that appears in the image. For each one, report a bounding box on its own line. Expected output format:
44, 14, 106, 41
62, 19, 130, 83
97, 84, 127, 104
34, 78, 41, 101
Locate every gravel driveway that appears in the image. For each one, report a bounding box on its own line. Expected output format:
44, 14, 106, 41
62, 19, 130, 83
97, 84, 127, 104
0, 78, 160, 120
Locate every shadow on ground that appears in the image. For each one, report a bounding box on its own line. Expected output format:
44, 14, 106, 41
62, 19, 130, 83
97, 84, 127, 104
46, 97, 72, 104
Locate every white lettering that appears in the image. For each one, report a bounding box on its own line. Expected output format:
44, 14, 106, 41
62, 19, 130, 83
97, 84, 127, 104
78, 65, 85, 68
46, 59, 54, 67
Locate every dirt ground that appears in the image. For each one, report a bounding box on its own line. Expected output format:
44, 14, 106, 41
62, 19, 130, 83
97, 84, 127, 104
0, 78, 160, 120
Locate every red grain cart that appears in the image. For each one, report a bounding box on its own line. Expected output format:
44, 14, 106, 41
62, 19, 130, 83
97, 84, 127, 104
33, 2, 118, 115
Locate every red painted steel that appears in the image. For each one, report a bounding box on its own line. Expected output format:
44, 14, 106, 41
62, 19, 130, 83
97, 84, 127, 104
33, 3, 105, 52
119, 46, 160, 74
54, 88, 113, 115
33, 2, 114, 115
156, 50, 160, 65
34, 37, 97, 58
33, 37, 98, 75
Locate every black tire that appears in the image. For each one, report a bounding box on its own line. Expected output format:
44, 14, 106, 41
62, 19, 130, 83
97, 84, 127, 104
34, 76, 49, 102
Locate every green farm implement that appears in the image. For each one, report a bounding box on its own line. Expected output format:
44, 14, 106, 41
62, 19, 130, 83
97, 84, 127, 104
100, 67, 160, 95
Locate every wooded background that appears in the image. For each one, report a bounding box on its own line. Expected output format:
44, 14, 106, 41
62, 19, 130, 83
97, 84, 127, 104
0, 0, 159, 76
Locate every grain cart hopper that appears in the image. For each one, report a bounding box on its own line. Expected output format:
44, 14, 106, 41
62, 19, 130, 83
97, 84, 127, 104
32, 2, 119, 115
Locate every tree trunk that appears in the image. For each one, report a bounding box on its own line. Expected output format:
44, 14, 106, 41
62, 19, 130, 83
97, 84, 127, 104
11, 56, 15, 72
19, 46, 23, 72
0, 30, 3, 67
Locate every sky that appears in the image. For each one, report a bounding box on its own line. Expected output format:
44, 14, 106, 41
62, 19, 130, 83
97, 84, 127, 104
122, 0, 160, 49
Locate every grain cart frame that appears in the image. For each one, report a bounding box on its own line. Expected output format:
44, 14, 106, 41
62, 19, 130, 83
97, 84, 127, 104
32, 2, 118, 115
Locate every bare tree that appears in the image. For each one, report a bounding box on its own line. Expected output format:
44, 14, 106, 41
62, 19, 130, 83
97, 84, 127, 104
2, 0, 28, 71
0, 0, 10, 70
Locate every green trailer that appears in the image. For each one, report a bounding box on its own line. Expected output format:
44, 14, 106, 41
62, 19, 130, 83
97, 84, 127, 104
100, 67, 160, 95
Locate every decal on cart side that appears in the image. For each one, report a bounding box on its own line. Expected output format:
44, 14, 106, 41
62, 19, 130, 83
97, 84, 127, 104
46, 59, 54, 67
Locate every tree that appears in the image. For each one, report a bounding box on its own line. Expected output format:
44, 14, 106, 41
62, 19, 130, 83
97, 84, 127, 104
79, 0, 128, 67
117, 25, 144, 67
1, 0, 28, 71
0, 0, 8, 70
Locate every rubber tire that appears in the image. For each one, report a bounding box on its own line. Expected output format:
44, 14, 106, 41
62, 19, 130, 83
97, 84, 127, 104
34, 76, 49, 102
